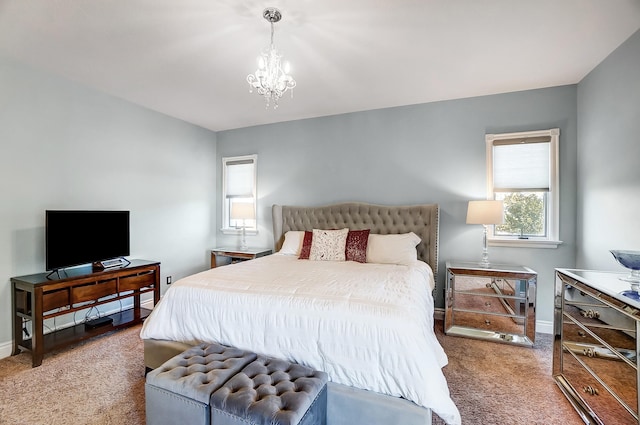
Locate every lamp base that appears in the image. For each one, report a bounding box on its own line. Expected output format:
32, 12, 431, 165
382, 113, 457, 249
478, 259, 491, 268
240, 226, 248, 251
479, 225, 491, 268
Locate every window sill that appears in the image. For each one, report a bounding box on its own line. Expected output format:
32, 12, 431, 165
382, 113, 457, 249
221, 228, 258, 236
489, 238, 563, 249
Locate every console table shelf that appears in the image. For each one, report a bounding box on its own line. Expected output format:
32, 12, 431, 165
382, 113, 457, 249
11, 259, 160, 367
17, 307, 152, 354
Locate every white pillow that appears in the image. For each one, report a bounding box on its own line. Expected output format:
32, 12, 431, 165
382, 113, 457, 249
366, 232, 421, 265
279, 231, 305, 255
309, 228, 349, 261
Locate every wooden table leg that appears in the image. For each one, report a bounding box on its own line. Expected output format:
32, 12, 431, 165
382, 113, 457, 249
11, 284, 23, 356
31, 287, 44, 367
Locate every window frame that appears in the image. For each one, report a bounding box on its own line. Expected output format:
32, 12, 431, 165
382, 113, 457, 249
221, 154, 258, 235
485, 128, 562, 248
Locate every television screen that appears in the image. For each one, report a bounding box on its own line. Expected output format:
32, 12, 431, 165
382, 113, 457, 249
45, 210, 130, 271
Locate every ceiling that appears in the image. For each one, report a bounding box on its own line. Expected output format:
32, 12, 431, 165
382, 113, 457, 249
1, 1, 640, 132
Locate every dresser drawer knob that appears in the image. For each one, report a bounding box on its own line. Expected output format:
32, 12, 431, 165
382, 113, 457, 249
484, 319, 491, 325
485, 301, 491, 307
583, 385, 599, 396
580, 309, 600, 319
578, 331, 586, 337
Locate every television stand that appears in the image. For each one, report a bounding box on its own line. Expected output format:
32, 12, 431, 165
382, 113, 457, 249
11, 259, 160, 367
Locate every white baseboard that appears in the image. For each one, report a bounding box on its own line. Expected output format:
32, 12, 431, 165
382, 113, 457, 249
536, 320, 553, 334
142, 298, 155, 309
0, 340, 12, 360
434, 307, 554, 335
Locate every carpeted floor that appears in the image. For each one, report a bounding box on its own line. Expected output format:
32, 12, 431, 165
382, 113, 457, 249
433, 320, 583, 425
0, 327, 146, 425
0, 322, 584, 425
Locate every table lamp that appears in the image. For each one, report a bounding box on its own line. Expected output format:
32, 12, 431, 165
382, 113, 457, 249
231, 202, 255, 251
466, 200, 504, 268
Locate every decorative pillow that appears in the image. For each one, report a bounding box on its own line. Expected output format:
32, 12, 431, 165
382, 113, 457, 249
345, 229, 370, 263
366, 232, 421, 265
298, 231, 313, 259
279, 231, 305, 256
309, 228, 349, 261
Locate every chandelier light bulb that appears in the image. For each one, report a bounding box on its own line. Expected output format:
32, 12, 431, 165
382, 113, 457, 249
246, 7, 296, 109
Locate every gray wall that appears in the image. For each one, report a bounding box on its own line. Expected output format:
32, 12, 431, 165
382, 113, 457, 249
576, 29, 640, 270
216, 86, 578, 327
0, 58, 217, 354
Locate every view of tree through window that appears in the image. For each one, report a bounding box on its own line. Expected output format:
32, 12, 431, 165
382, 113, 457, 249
495, 192, 545, 238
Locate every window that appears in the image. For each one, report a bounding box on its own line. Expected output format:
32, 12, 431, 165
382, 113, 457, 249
486, 128, 561, 248
222, 154, 257, 233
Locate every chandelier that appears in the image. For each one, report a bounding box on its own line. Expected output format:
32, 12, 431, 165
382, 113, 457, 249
246, 7, 296, 109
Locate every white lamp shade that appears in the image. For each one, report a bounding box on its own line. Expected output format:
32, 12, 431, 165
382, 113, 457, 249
466, 200, 504, 225
231, 202, 255, 220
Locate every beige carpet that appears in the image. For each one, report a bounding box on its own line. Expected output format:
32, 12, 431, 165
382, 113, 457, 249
0, 327, 146, 425
433, 320, 583, 425
0, 323, 583, 425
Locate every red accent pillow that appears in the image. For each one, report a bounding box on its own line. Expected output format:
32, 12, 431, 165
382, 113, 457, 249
345, 229, 370, 263
298, 231, 313, 259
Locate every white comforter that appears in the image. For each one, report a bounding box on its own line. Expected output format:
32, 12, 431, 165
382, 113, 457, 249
140, 254, 460, 425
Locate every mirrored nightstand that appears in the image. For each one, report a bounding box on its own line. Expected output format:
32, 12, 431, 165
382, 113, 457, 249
445, 261, 537, 347
210, 247, 272, 268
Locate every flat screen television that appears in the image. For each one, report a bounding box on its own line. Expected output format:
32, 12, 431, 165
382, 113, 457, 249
45, 210, 130, 271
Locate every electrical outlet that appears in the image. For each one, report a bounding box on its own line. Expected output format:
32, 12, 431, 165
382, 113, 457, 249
166, 276, 172, 285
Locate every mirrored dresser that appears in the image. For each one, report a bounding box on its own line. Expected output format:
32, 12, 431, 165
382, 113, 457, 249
554, 268, 640, 425
445, 261, 537, 347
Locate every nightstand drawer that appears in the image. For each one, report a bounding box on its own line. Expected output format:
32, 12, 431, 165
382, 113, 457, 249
451, 309, 525, 337
453, 291, 524, 317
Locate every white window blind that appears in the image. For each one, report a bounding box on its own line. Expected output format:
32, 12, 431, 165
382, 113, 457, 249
492, 138, 550, 192
225, 159, 255, 198
222, 154, 258, 233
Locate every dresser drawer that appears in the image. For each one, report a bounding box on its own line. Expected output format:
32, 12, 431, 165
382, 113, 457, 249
561, 349, 638, 424
71, 279, 117, 304
119, 270, 156, 292
43, 288, 70, 312
564, 284, 636, 337
563, 304, 636, 354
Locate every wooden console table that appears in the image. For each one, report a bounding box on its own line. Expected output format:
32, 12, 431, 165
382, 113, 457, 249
11, 259, 160, 367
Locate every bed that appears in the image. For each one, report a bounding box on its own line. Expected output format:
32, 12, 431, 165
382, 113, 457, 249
141, 202, 460, 425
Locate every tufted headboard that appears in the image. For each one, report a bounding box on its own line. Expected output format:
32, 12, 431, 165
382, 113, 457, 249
272, 202, 440, 280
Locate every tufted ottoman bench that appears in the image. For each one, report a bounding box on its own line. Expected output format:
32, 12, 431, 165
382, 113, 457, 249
145, 342, 328, 425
